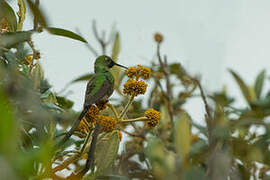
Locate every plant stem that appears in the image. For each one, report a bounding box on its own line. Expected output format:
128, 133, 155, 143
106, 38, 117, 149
120, 117, 148, 123
119, 94, 135, 119
52, 131, 92, 173
107, 103, 119, 119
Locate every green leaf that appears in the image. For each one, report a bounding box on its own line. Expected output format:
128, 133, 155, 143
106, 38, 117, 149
56, 96, 74, 109
30, 62, 44, 89
110, 32, 122, 94
26, 0, 48, 28
41, 102, 63, 112
229, 69, 253, 104
70, 73, 93, 84
47, 27, 87, 43
95, 130, 120, 175
95, 175, 130, 180
40, 89, 57, 105
111, 32, 120, 61
174, 111, 191, 163
0, 1, 17, 32
0, 87, 17, 158
0, 31, 33, 49
17, 0, 26, 31
145, 137, 175, 179
185, 167, 206, 180
254, 69, 265, 99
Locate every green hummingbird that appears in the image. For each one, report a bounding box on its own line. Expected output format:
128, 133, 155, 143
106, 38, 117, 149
57, 55, 127, 147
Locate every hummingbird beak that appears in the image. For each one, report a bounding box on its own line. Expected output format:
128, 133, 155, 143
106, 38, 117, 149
114, 62, 128, 69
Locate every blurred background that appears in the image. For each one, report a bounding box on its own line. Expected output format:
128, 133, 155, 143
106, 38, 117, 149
2, 0, 270, 179
9, 0, 270, 122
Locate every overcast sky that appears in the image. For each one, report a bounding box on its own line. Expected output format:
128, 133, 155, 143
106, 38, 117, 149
11, 0, 270, 123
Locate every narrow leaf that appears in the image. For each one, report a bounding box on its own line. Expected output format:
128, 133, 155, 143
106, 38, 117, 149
174, 111, 191, 164
70, 73, 93, 84
110, 32, 122, 93
30, 62, 44, 89
47, 27, 87, 43
254, 69, 265, 99
0, 87, 17, 158
229, 69, 252, 104
111, 32, 120, 61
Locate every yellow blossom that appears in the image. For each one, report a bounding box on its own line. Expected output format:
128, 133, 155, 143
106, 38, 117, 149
96, 115, 117, 132
85, 105, 99, 123
77, 120, 89, 134
123, 79, 147, 96
154, 33, 163, 43
137, 65, 151, 79
145, 108, 161, 128
125, 65, 151, 80
125, 66, 137, 78
23, 55, 33, 65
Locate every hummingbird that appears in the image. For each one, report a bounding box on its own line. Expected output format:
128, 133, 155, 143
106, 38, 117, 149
57, 55, 127, 148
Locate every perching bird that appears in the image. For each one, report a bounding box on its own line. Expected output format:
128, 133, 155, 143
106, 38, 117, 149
57, 55, 127, 148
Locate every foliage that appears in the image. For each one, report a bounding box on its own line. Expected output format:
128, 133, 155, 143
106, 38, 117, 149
1, 1, 270, 180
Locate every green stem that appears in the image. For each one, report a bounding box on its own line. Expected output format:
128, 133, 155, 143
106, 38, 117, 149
80, 130, 92, 154
52, 131, 92, 173
107, 103, 119, 119
120, 117, 148, 123
119, 94, 135, 119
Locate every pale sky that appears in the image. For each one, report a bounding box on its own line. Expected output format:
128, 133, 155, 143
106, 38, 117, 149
10, 0, 270, 123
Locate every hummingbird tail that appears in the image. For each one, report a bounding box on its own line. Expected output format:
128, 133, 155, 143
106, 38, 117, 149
78, 124, 101, 177
55, 105, 91, 148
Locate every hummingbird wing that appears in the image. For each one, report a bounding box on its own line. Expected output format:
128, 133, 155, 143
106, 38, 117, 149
83, 74, 113, 108
56, 74, 113, 147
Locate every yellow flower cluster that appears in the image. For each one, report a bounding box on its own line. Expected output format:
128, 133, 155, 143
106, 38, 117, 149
125, 65, 151, 80
85, 105, 99, 123
77, 105, 99, 134
154, 33, 163, 43
123, 79, 147, 96
96, 115, 117, 132
77, 121, 90, 134
145, 108, 161, 128
123, 65, 151, 96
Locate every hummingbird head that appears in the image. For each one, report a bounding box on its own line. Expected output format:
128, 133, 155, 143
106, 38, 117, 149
95, 55, 127, 72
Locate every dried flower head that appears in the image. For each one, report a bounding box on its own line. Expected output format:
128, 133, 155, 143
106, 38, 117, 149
125, 65, 151, 80
0, 18, 9, 33
77, 120, 89, 134
97, 115, 117, 132
145, 108, 161, 128
85, 105, 99, 123
137, 65, 151, 79
23, 55, 34, 65
125, 66, 137, 78
191, 134, 200, 144
123, 79, 147, 96
154, 33, 163, 43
